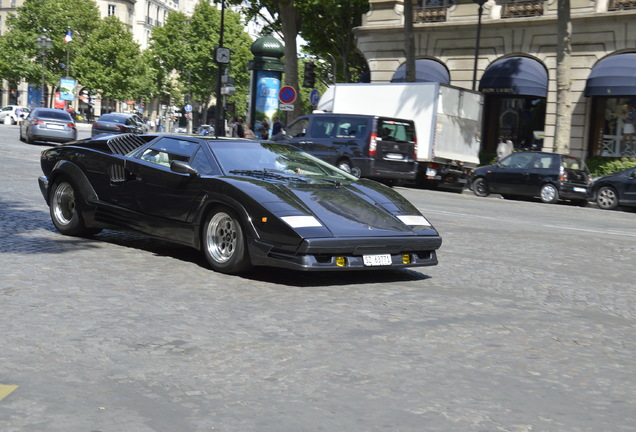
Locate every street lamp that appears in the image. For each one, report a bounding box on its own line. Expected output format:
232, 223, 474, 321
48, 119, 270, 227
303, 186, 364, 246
36, 35, 52, 107
472, 0, 487, 91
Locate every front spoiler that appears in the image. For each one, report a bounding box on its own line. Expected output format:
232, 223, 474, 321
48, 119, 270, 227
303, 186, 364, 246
248, 235, 442, 271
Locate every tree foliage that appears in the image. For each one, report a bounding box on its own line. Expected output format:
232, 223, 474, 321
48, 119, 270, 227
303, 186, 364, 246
73, 17, 152, 101
149, 1, 253, 118
0, 0, 101, 87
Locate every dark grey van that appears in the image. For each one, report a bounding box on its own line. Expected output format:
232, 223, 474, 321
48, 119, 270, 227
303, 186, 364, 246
279, 113, 417, 182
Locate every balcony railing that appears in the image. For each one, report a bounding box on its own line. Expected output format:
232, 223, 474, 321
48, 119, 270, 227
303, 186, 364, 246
414, 5, 448, 22
609, 0, 636, 10
499, 0, 545, 18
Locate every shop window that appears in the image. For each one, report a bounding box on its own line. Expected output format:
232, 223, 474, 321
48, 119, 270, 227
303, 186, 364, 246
590, 97, 636, 158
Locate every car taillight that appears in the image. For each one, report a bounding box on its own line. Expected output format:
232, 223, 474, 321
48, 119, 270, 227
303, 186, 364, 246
32, 119, 44, 125
116, 125, 127, 131
68, 123, 76, 130
560, 168, 568, 182
413, 136, 418, 159
369, 132, 377, 156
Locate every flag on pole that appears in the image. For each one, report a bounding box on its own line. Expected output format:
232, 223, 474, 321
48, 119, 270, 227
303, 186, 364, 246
64, 30, 72, 43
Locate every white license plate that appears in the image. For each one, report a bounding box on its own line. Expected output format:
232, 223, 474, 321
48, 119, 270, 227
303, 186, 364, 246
47, 124, 64, 130
385, 153, 403, 160
363, 254, 392, 266
573, 187, 586, 193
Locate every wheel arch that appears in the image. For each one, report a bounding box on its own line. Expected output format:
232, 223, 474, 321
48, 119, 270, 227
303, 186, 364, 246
192, 194, 257, 251
47, 161, 98, 206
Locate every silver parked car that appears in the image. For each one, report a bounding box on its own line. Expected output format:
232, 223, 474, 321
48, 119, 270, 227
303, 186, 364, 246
19, 108, 77, 144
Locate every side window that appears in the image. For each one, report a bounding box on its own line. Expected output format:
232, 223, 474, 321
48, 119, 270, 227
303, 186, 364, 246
139, 137, 199, 167
287, 118, 308, 138
310, 118, 336, 138
190, 148, 219, 176
500, 152, 534, 169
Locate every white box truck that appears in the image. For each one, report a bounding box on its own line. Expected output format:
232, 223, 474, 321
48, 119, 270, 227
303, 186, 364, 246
316, 82, 483, 190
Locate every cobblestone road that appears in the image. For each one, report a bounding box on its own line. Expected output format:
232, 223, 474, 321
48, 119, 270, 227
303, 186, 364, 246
1, 126, 635, 432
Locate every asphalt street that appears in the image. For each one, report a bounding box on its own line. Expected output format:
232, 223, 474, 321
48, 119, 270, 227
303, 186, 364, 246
1, 123, 635, 432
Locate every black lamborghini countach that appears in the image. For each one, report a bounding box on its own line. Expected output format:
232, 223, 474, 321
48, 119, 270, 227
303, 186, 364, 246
38, 134, 442, 274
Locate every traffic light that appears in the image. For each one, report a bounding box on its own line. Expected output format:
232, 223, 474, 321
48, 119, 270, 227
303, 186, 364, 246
303, 61, 316, 88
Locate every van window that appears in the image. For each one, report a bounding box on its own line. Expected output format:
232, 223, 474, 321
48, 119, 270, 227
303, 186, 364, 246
287, 117, 309, 138
311, 118, 337, 138
378, 119, 415, 142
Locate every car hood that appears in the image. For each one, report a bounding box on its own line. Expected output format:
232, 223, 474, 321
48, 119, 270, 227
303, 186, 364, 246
226, 177, 436, 237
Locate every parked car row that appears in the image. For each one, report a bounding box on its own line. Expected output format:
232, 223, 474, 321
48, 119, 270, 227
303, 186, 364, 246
470, 151, 636, 211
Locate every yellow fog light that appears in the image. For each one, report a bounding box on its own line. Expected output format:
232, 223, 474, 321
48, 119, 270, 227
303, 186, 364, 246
402, 254, 412, 264
335, 256, 347, 267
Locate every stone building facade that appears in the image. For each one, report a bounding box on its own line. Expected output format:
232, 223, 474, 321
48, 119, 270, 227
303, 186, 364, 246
354, 0, 636, 159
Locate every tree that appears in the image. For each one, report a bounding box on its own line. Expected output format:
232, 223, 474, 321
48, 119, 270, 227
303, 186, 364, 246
299, 0, 370, 83
72, 17, 152, 103
0, 0, 101, 101
554, 0, 572, 154
227, 0, 303, 120
150, 2, 252, 124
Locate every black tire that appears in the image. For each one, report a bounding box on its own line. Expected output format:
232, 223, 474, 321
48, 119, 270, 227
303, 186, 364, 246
472, 177, 489, 197
202, 207, 251, 274
595, 186, 619, 210
19, 129, 26, 142
540, 183, 559, 204
336, 160, 353, 174
25, 130, 34, 144
49, 179, 101, 236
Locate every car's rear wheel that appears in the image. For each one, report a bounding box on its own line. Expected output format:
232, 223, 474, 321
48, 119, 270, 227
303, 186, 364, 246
596, 186, 619, 210
50, 179, 101, 236
202, 207, 251, 274
472, 177, 489, 197
540, 183, 559, 204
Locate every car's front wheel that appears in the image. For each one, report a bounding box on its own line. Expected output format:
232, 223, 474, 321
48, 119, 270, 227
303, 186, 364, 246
472, 177, 490, 197
202, 207, 251, 274
337, 160, 353, 174
540, 183, 559, 204
596, 186, 619, 210
50, 179, 100, 236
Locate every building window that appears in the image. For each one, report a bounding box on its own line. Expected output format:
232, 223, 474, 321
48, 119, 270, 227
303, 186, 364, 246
498, 0, 545, 18
414, 0, 456, 23
108, 4, 116, 17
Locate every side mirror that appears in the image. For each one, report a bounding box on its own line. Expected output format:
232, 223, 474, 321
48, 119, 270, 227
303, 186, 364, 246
170, 160, 199, 177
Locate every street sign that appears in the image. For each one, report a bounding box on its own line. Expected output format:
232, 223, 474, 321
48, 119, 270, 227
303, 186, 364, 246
309, 89, 320, 106
278, 86, 297, 104
279, 103, 294, 111
184, 104, 193, 112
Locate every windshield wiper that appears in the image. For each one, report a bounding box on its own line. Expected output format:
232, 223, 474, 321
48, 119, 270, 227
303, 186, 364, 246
229, 169, 308, 183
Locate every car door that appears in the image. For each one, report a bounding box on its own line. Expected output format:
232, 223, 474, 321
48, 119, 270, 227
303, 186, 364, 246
125, 137, 207, 222
623, 167, 636, 204
525, 154, 559, 195
488, 152, 536, 195
286, 116, 341, 165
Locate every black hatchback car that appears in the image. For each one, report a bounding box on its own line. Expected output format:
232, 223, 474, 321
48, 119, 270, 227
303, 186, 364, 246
471, 151, 591, 205
589, 166, 636, 210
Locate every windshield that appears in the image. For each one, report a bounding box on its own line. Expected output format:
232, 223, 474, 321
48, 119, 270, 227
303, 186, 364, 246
208, 141, 358, 182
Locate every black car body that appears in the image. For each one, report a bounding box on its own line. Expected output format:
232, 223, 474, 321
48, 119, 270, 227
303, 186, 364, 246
590, 166, 636, 210
91, 112, 146, 137
471, 151, 591, 204
38, 134, 441, 274
278, 113, 418, 183
19, 108, 77, 144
